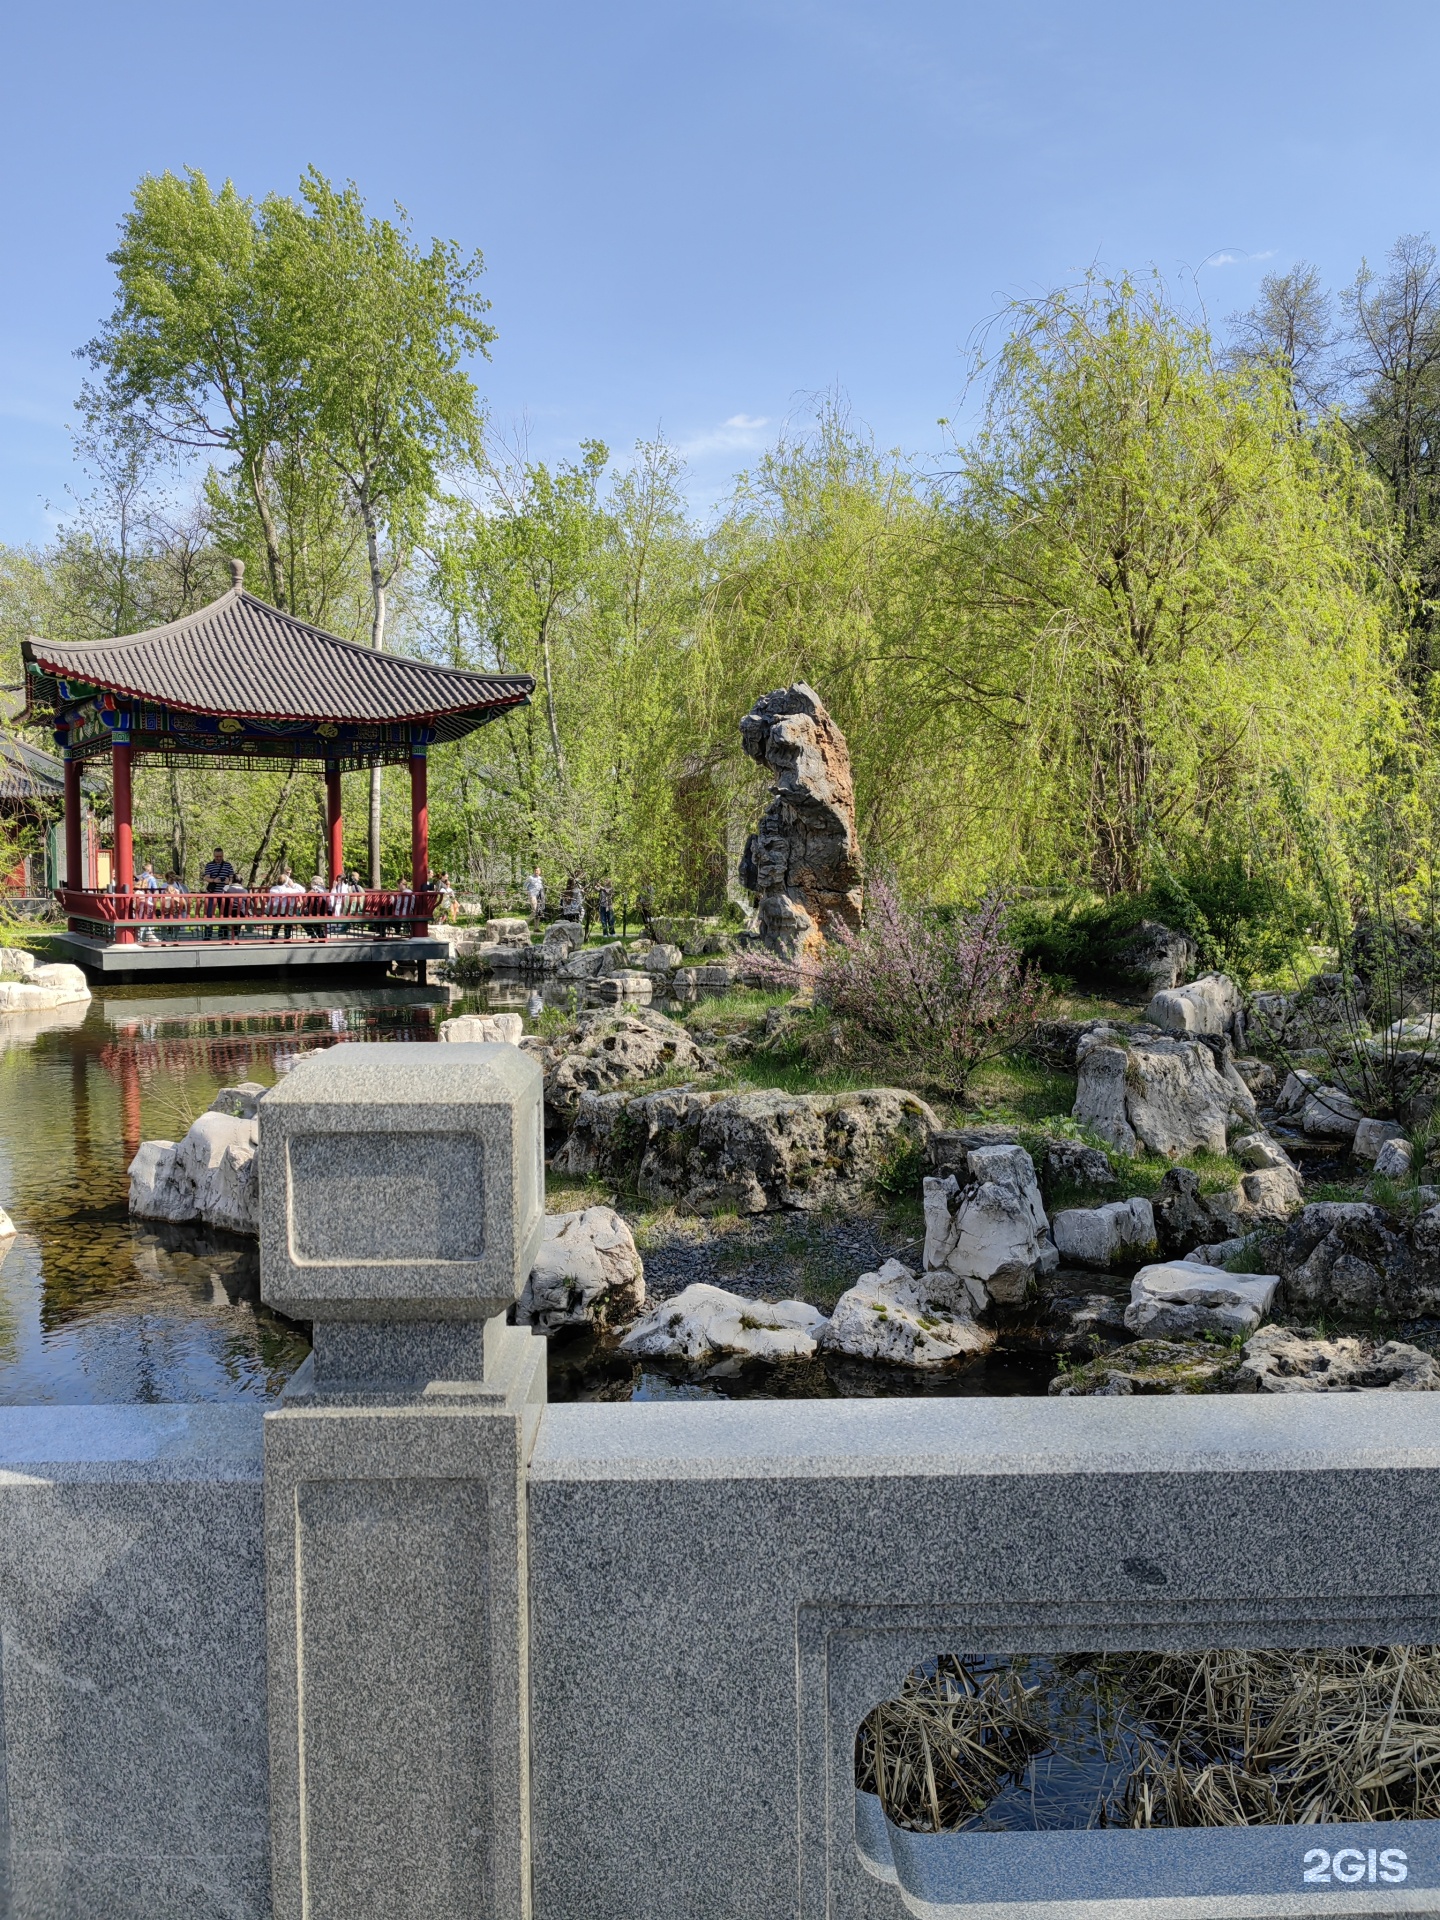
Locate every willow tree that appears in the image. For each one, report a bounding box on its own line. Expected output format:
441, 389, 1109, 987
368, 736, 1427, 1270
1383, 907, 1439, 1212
928, 276, 1408, 896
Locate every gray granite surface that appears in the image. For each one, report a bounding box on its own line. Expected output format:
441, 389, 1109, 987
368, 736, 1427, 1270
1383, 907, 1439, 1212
259, 1041, 544, 1323
0, 1406, 267, 1919
528, 1395, 1440, 1920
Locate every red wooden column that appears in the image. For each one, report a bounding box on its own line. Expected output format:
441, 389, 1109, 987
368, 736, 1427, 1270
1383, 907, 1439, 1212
112, 735, 135, 943
63, 752, 82, 891
325, 763, 344, 884
409, 748, 429, 929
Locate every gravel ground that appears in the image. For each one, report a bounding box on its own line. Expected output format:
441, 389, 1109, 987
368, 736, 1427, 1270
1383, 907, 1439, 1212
630, 1206, 925, 1309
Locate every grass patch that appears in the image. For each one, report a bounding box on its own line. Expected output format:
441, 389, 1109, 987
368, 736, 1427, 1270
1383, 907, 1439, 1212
545, 1170, 615, 1213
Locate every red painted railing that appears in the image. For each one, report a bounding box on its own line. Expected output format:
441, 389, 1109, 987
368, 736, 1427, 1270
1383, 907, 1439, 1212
57, 887, 438, 946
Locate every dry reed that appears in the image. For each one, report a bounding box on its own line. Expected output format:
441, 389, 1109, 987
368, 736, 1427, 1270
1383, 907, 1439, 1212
858, 1647, 1440, 1832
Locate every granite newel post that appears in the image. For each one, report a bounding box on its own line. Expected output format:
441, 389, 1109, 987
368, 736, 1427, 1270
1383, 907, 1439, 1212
258, 1043, 546, 1920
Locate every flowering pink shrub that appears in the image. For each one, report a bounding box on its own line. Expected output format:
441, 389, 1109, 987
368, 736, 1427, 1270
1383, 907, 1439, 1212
750, 877, 1050, 1099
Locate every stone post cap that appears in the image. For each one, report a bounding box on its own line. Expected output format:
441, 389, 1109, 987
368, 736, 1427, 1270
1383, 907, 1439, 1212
258, 1042, 544, 1325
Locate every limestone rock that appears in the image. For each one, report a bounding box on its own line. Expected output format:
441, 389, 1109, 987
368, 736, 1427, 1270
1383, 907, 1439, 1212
439, 1012, 525, 1046
819, 1260, 993, 1368
1302, 1086, 1364, 1140
1354, 1117, 1407, 1162
1374, 1137, 1414, 1179
517, 1206, 645, 1332
543, 1011, 712, 1125
1277, 1203, 1406, 1316
1152, 1163, 1302, 1258
0, 948, 35, 978
1050, 1196, 1157, 1269
1072, 1028, 1254, 1161
555, 1084, 938, 1215
1276, 1069, 1321, 1116
1041, 1140, 1118, 1197
0, 962, 93, 1014
1144, 972, 1245, 1047
643, 943, 683, 974
1116, 921, 1197, 994
1230, 1131, 1296, 1173
619, 1282, 825, 1362
587, 969, 654, 1005
487, 917, 532, 945
210, 1081, 267, 1118
542, 919, 583, 952
1071, 1042, 1137, 1156
1231, 1056, 1277, 1098
922, 1145, 1051, 1309
1050, 1339, 1242, 1396
128, 1090, 262, 1234
738, 682, 863, 961
0, 1205, 16, 1243
558, 944, 626, 982
1237, 1324, 1440, 1393
1124, 1261, 1278, 1338
694, 963, 735, 992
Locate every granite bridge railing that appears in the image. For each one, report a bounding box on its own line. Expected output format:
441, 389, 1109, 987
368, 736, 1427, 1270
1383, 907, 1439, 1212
6, 1044, 1440, 1920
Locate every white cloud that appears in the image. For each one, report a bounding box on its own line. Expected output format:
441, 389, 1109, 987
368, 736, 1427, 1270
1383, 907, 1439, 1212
677, 413, 773, 460
1205, 249, 1277, 268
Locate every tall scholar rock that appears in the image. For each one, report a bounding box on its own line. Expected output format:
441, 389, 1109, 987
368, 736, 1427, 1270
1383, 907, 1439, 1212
738, 682, 863, 960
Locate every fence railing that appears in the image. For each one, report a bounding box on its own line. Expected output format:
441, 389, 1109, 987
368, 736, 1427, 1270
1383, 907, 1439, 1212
56, 886, 438, 946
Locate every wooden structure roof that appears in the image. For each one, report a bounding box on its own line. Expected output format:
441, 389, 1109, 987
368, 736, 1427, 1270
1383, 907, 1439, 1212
22, 571, 533, 770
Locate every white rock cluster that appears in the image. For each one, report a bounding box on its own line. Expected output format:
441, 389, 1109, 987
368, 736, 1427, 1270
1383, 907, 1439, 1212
438, 1012, 524, 1045
518, 1206, 645, 1332
617, 1263, 994, 1370
620, 1284, 827, 1362
922, 1144, 1054, 1309
820, 1260, 993, 1367
129, 1084, 266, 1235
0, 956, 91, 1013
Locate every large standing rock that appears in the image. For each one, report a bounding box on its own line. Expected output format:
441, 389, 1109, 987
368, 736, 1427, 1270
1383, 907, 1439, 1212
619, 1283, 826, 1362
516, 1207, 645, 1332
819, 1260, 993, 1367
558, 944, 627, 982
1074, 1028, 1255, 1159
922, 1145, 1052, 1309
738, 683, 863, 961
1124, 1261, 1278, 1338
1051, 1197, 1157, 1269
554, 1084, 937, 1214
1237, 1325, 1440, 1393
0, 948, 35, 978
1144, 972, 1245, 1048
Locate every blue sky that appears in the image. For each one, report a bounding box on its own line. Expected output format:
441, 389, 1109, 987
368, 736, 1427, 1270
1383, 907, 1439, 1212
2, 0, 1439, 541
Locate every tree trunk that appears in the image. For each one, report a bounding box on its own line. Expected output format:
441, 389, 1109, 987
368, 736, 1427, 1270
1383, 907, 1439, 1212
246, 451, 286, 610
248, 766, 298, 886
539, 610, 567, 787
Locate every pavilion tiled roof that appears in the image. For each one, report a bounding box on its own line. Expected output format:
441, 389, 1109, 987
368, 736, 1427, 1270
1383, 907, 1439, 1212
0, 731, 102, 803
21, 584, 533, 738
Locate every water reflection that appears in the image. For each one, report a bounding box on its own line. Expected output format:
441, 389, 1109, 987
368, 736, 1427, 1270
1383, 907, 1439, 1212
0, 978, 449, 1404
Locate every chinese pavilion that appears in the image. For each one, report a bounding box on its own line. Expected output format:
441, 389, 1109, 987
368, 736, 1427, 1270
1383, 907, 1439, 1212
21, 561, 533, 977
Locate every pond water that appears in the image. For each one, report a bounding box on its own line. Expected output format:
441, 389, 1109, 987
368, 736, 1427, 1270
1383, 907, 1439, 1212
0, 974, 1055, 1404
